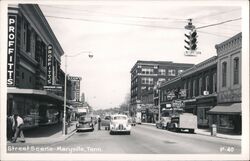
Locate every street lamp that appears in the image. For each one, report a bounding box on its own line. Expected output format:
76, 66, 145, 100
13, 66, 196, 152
63, 51, 93, 135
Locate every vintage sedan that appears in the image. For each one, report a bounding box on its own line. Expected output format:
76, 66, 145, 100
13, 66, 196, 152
156, 117, 171, 129
76, 115, 94, 132
110, 114, 131, 135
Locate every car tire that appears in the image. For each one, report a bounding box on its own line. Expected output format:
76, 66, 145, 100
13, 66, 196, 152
110, 131, 114, 135
127, 131, 131, 135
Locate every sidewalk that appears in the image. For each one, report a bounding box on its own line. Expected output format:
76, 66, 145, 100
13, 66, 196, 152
7, 121, 77, 145
141, 122, 241, 140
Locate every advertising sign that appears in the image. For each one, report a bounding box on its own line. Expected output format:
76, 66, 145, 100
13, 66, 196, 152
75, 80, 80, 102
43, 85, 62, 91
68, 76, 82, 81
172, 100, 184, 108
47, 44, 53, 85
7, 15, 17, 86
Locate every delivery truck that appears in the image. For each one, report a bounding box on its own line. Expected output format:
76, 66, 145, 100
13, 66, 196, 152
167, 113, 197, 133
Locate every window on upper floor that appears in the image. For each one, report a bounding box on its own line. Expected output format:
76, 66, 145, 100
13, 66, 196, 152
205, 76, 209, 91
158, 78, 166, 83
222, 62, 227, 87
141, 77, 153, 85
168, 69, 176, 76
199, 77, 202, 95
233, 57, 239, 85
158, 69, 166, 76
193, 80, 196, 97
213, 73, 217, 93
142, 68, 154, 75
26, 27, 31, 52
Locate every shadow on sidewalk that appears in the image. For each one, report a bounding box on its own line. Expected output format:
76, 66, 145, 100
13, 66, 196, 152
24, 123, 63, 138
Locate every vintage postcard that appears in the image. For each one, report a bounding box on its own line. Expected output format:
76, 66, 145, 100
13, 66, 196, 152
0, 0, 249, 160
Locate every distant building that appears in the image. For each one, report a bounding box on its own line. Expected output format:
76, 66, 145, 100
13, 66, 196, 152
130, 60, 194, 118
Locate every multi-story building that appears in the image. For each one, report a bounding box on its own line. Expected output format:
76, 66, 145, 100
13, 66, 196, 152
157, 33, 242, 134
208, 33, 242, 134
130, 60, 194, 118
6, 4, 75, 129
159, 56, 217, 128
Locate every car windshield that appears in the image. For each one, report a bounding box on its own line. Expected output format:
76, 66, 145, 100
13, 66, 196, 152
104, 116, 111, 120
113, 116, 127, 120
79, 116, 91, 122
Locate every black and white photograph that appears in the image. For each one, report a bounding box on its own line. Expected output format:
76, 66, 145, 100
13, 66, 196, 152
0, 0, 249, 160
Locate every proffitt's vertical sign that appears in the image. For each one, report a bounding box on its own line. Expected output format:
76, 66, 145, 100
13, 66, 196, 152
47, 44, 53, 85
7, 15, 17, 86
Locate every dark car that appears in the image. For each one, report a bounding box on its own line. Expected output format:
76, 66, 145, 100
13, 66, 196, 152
156, 117, 171, 129
76, 115, 94, 132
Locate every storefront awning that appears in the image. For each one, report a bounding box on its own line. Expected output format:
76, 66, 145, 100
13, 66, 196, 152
208, 103, 241, 115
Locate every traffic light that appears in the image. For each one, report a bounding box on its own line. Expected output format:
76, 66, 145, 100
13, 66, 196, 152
184, 30, 198, 51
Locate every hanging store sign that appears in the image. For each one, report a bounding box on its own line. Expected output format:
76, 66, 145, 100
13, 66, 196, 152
68, 76, 82, 81
47, 44, 53, 85
75, 80, 80, 102
7, 15, 17, 86
43, 85, 62, 91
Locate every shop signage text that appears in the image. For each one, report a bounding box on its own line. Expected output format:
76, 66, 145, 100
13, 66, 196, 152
47, 44, 53, 85
7, 15, 17, 86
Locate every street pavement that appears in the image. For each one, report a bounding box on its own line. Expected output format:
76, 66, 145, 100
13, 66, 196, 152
7, 124, 241, 154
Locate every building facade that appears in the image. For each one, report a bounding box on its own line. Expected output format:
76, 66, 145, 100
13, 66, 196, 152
157, 33, 242, 134
6, 4, 75, 129
159, 56, 218, 128
130, 60, 194, 120
208, 33, 242, 134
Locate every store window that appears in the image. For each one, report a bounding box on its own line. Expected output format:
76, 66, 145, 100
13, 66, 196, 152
219, 115, 234, 129
222, 62, 227, 87
233, 57, 239, 85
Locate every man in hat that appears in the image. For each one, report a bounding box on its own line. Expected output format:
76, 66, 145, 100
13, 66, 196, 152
11, 113, 25, 143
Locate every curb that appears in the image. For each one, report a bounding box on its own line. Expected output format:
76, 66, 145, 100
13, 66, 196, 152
141, 123, 241, 140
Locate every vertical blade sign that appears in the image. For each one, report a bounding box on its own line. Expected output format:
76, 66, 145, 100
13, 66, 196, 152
7, 15, 17, 86
47, 44, 53, 85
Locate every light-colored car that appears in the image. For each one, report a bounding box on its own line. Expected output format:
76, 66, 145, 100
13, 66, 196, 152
76, 115, 94, 132
110, 114, 131, 135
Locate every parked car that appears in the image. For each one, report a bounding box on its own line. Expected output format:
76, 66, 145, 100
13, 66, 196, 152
128, 117, 136, 126
156, 117, 171, 129
110, 114, 131, 135
101, 115, 111, 130
76, 115, 94, 132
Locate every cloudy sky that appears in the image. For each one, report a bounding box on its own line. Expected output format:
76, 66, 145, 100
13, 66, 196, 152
39, 1, 243, 109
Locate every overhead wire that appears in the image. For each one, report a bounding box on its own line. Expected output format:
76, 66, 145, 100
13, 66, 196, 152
45, 15, 184, 30
196, 18, 241, 29
42, 5, 187, 22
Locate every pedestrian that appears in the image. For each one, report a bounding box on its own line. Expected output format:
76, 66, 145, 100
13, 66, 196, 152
7, 115, 15, 141
11, 113, 25, 143
98, 117, 101, 130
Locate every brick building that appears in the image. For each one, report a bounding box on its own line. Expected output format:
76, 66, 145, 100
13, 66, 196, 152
157, 33, 242, 134
159, 56, 217, 128
130, 60, 194, 121
208, 33, 242, 134
7, 4, 76, 129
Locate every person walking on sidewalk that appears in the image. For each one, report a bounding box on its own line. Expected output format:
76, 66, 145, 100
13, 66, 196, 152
11, 114, 25, 143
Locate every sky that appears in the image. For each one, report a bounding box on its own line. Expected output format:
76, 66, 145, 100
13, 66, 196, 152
39, 1, 242, 110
